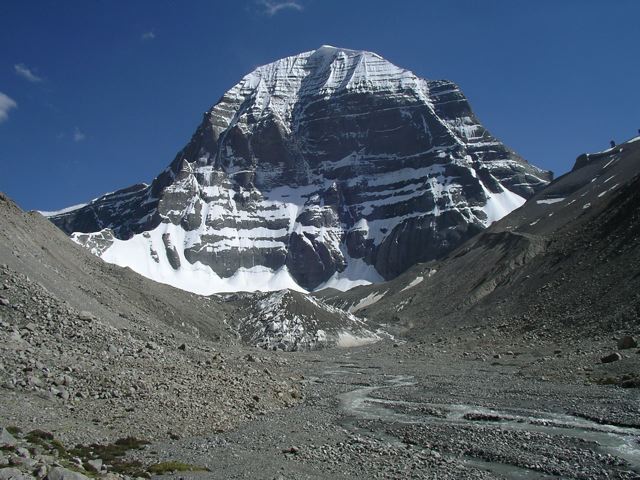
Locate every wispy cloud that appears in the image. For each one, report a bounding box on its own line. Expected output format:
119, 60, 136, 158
0, 92, 17, 123
141, 31, 156, 41
73, 127, 86, 142
14, 63, 43, 83
258, 0, 303, 16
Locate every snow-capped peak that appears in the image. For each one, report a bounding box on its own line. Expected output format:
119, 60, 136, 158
49, 47, 551, 295
231, 46, 423, 120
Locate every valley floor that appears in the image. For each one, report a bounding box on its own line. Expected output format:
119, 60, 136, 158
132, 339, 640, 480
3, 332, 639, 480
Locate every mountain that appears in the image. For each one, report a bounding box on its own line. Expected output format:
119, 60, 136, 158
318, 136, 640, 340
48, 45, 551, 293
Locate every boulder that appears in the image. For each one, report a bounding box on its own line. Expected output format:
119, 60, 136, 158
0, 468, 26, 480
601, 352, 622, 364
617, 336, 637, 350
0, 428, 17, 447
78, 312, 94, 322
46, 467, 90, 480
85, 459, 102, 472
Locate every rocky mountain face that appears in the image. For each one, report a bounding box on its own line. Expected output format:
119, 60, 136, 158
49, 46, 551, 293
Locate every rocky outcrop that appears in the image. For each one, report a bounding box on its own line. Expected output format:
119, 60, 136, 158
48, 46, 551, 293
230, 290, 380, 351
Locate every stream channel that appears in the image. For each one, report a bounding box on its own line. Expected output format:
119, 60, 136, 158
330, 366, 640, 479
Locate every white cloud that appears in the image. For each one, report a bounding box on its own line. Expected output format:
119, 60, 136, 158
0, 92, 17, 123
73, 127, 86, 142
14, 63, 43, 83
141, 31, 156, 41
258, 0, 303, 16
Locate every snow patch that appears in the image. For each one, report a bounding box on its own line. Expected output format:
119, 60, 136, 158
38, 203, 88, 217
536, 198, 565, 205
336, 332, 379, 348
400, 276, 424, 292
94, 222, 306, 295
315, 252, 384, 292
481, 184, 526, 225
348, 291, 388, 313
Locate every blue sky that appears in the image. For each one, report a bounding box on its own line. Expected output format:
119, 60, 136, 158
1, 0, 638, 211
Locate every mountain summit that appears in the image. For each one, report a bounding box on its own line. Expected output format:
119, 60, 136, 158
48, 46, 551, 294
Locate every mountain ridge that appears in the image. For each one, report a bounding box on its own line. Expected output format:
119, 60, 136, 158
317, 135, 640, 340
